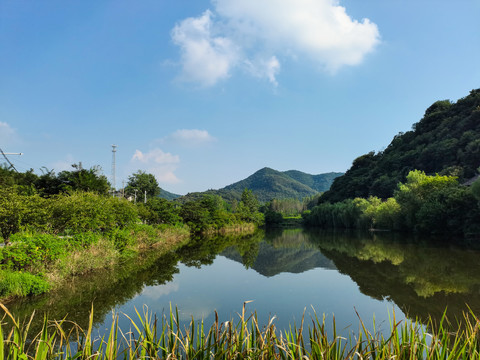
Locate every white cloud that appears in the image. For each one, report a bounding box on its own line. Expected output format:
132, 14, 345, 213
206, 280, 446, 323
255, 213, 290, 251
132, 148, 179, 164
171, 0, 380, 85
156, 170, 181, 184
171, 10, 239, 87
170, 129, 216, 145
131, 148, 181, 184
244, 56, 281, 86
141, 282, 179, 300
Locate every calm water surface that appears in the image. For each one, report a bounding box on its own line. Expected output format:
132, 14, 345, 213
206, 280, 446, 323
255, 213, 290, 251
5, 228, 480, 337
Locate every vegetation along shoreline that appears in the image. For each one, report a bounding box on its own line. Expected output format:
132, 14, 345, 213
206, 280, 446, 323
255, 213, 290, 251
0, 167, 264, 301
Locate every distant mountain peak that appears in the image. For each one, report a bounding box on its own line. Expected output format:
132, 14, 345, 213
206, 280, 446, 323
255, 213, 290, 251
178, 167, 343, 203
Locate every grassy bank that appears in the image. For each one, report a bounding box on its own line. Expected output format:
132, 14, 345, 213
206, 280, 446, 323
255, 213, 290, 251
0, 224, 190, 301
1, 303, 480, 359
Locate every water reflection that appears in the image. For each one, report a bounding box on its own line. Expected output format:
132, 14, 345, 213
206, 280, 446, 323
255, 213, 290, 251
303, 229, 480, 322
2, 231, 265, 334
223, 229, 335, 277
3, 228, 480, 336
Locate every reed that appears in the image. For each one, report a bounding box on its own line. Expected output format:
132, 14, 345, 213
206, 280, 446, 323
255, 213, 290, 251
1, 301, 480, 359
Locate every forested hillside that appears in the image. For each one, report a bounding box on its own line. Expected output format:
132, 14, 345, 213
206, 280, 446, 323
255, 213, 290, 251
159, 188, 181, 200
321, 89, 480, 203
178, 167, 343, 203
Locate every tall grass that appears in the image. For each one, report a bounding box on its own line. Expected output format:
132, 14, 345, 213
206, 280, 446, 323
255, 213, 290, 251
1, 302, 480, 359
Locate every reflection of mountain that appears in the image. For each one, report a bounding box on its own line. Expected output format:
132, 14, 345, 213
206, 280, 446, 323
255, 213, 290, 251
222, 229, 336, 277
305, 229, 480, 322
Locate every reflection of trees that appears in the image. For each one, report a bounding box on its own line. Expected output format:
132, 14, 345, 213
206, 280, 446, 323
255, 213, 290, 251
177, 230, 265, 268
6, 228, 480, 337
5, 231, 266, 335
4, 249, 181, 334
304, 229, 480, 323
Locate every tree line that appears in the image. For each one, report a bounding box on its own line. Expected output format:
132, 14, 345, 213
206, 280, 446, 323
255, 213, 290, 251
0, 164, 264, 240
303, 170, 480, 236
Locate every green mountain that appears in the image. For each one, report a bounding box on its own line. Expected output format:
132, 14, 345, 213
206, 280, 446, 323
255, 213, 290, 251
178, 167, 343, 203
283, 170, 344, 193
159, 188, 181, 200
321, 89, 480, 203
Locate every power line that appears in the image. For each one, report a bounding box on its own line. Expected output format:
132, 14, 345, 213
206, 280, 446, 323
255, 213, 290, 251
0, 147, 22, 172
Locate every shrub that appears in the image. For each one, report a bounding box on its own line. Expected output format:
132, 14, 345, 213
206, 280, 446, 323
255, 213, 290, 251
48, 192, 139, 234
140, 198, 181, 225
0, 187, 25, 241
0, 269, 50, 297
107, 228, 135, 251
70, 232, 102, 249
0, 232, 69, 271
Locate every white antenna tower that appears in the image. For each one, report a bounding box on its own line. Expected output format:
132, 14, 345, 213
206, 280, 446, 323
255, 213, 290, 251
111, 144, 117, 196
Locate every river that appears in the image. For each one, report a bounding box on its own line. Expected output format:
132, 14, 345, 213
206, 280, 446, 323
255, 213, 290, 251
4, 228, 480, 338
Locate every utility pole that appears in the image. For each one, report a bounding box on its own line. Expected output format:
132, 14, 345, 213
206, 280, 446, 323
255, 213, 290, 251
0, 148, 22, 172
111, 144, 117, 197
122, 180, 125, 198
144, 190, 147, 204
134, 189, 138, 204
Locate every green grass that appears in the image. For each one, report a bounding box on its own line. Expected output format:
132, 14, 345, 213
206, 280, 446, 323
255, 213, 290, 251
0, 225, 190, 301
2, 302, 480, 359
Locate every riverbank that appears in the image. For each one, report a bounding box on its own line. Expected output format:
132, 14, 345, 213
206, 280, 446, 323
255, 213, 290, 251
0, 224, 191, 302
0, 221, 264, 302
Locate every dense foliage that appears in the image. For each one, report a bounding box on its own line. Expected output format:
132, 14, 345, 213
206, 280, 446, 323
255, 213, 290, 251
0, 164, 111, 196
304, 170, 480, 235
321, 89, 480, 203
0, 166, 263, 300
179, 190, 263, 233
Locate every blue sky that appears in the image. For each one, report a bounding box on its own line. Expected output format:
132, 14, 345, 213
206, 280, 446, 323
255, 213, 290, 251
1, 0, 479, 195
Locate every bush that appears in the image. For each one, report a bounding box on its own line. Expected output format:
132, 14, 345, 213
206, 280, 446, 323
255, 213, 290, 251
0, 232, 69, 271
70, 232, 102, 249
48, 192, 139, 234
0, 269, 50, 297
373, 198, 402, 230
0, 187, 25, 241
140, 198, 181, 225
107, 228, 135, 251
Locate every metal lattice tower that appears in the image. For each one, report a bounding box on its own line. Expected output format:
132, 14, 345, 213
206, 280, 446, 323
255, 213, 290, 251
111, 145, 117, 195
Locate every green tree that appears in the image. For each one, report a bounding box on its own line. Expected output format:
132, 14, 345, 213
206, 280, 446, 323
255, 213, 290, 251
57, 164, 110, 195
125, 171, 161, 201
180, 199, 211, 232
237, 189, 263, 224
34, 168, 63, 197
394, 170, 458, 230
0, 188, 25, 242
141, 198, 181, 225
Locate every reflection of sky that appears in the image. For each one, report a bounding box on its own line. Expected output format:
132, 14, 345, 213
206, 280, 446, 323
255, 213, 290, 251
140, 282, 179, 300
96, 254, 404, 337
